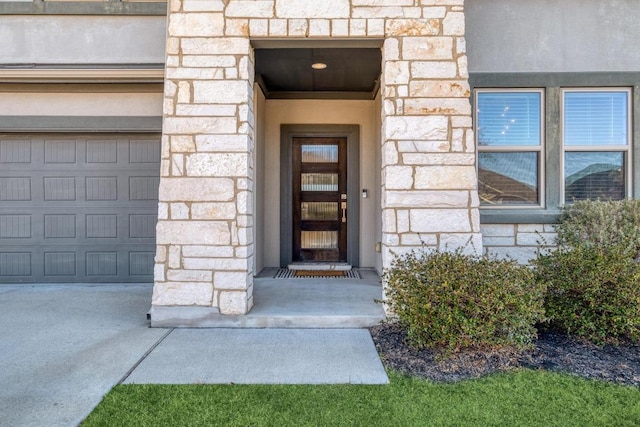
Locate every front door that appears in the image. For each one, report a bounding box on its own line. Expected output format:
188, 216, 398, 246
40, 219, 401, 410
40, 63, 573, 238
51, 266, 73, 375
292, 137, 347, 262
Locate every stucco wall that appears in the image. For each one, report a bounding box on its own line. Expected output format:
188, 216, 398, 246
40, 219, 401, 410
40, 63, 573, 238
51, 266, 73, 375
263, 99, 378, 268
0, 87, 163, 116
5, 3, 640, 71
374, 92, 383, 274
466, 0, 640, 73
0, 16, 166, 65
254, 85, 266, 274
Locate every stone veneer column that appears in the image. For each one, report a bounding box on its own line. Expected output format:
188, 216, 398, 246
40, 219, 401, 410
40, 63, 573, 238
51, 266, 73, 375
152, 0, 255, 317
152, 0, 481, 322
380, 0, 482, 267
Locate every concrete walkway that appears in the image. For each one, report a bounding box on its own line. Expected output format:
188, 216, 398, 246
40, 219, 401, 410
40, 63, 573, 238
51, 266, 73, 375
124, 328, 386, 385
0, 282, 388, 427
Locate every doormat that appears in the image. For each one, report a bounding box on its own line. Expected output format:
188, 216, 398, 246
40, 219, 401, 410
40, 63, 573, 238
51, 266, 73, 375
274, 269, 361, 279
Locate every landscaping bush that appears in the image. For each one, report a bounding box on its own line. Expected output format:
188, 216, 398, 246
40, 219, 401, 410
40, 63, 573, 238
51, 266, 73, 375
554, 199, 640, 259
534, 200, 640, 345
383, 250, 546, 354
534, 244, 640, 345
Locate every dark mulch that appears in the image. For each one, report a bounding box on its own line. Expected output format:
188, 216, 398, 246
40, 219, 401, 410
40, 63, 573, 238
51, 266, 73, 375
369, 323, 640, 387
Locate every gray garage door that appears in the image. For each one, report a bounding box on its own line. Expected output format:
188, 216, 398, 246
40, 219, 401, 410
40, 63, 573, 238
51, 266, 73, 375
0, 134, 160, 283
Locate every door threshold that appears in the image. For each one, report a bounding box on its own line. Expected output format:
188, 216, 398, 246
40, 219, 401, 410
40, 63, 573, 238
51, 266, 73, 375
287, 262, 352, 271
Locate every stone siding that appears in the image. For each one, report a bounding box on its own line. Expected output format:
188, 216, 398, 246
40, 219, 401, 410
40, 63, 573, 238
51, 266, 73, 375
153, 0, 481, 318
481, 224, 557, 264
379, 0, 481, 267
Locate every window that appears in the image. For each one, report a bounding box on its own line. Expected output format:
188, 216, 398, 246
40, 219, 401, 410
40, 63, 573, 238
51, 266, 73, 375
472, 74, 638, 222
562, 89, 631, 203
475, 90, 544, 207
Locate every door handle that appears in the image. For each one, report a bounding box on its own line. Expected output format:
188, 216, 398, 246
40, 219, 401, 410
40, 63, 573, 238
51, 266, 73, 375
341, 201, 347, 223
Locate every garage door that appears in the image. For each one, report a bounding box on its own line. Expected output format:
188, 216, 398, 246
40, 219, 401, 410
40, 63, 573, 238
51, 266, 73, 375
0, 134, 160, 283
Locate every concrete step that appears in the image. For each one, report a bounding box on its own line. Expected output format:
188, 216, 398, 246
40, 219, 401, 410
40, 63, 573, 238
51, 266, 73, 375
151, 268, 386, 328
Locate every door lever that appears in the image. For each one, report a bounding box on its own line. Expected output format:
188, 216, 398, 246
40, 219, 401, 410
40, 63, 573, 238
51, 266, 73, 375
341, 201, 347, 223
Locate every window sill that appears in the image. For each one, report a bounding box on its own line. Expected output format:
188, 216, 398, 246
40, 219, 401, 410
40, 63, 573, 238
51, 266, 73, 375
480, 209, 561, 224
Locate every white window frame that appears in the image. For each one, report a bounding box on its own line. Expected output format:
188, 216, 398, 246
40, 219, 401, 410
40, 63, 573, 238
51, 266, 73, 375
475, 88, 546, 209
560, 87, 632, 204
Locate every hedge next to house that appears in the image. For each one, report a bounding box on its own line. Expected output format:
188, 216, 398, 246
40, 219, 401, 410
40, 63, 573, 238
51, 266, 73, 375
554, 199, 640, 259
535, 200, 640, 345
384, 250, 546, 354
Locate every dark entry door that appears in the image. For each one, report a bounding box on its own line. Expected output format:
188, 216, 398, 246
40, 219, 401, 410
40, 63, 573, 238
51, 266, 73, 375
292, 137, 347, 262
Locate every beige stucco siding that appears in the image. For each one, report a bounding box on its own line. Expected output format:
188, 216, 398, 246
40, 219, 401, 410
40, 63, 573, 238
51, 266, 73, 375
0, 16, 166, 65
0, 89, 163, 117
253, 85, 267, 274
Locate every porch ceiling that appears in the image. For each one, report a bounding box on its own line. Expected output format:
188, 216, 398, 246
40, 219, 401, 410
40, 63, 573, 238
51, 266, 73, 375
254, 48, 382, 100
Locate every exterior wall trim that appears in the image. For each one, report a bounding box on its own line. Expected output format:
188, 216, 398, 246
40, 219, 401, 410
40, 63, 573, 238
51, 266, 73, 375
0, 116, 162, 133
0, 68, 165, 84
470, 72, 640, 87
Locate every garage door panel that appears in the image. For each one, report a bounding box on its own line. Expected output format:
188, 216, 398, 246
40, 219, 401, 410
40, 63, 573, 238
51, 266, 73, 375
0, 177, 32, 201
0, 214, 32, 239
44, 139, 77, 164
129, 139, 161, 163
87, 140, 118, 164
44, 214, 77, 239
2, 204, 158, 240
44, 252, 77, 276
86, 251, 118, 276
130, 251, 155, 276
0, 134, 160, 283
129, 176, 160, 201
0, 245, 155, 283
0, 252, 31, 277
129, 214, 158, 238
0, 139, 31, 163
86, 176, 118, 201
2, 241, 157, 283
86, 214, 118, 239
1, 175, 158, 205
44, 177, 77, 201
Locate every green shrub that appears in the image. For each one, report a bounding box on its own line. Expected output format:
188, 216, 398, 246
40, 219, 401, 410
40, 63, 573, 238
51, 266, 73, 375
534, 243, 640, 345
383, 250, 546, 354
555, 199, 640, 258
534, 199, 640, 345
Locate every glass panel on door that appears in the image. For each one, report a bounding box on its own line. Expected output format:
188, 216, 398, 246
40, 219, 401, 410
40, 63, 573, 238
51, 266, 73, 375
301, 231, 338, 249
301, 173, 338, 192
301, 202, 339, 221
292, 137, 347, 262
301, 145, 338, 163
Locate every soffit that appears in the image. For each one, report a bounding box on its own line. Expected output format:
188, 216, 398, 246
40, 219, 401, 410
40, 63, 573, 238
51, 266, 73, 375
254, 48, 382, 100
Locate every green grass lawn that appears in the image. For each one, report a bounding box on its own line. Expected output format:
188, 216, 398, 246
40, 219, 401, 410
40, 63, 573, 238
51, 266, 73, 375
83, 370, 640, 427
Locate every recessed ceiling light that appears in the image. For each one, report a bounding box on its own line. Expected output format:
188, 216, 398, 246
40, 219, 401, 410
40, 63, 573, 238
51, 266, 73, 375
311, 62, 327, 70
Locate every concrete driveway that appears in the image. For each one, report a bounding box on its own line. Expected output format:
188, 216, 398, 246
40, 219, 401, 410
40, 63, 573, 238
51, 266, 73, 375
0, 283, 388, 427
0, 284, 166, 427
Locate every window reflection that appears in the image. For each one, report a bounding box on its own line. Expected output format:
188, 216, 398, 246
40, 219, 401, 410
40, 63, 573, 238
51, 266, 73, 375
564, 152, 625, 202
477, 92, 541, 147
478, 152, 539, 205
